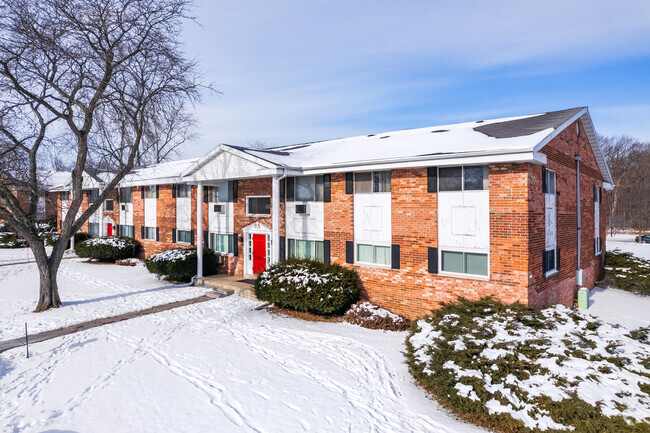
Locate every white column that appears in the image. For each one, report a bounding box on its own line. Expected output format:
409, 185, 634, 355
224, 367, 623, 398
271, 175, 280, 264
197, 182, 204, 279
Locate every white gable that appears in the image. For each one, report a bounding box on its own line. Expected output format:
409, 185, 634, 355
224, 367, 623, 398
183, 148, 279, 182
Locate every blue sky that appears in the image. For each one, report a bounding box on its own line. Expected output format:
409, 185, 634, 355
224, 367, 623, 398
180, 0, 650, 157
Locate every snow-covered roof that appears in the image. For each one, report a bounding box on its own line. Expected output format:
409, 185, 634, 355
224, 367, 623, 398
201, 107, 611, 187
120, 158, 199, 187
42, 171, 72, 189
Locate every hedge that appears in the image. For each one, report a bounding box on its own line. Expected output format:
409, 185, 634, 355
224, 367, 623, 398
75, 236, 141, 262
146, 248, 217, 282
254, 259, 359, 315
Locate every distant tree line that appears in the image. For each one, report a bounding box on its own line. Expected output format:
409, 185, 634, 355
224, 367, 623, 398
599, 134, 650, 235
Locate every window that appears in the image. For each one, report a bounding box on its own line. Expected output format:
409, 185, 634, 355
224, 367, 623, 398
544, 248, 557, 273
177, 230, 192, 244
89, 222, 99, 237
119, 188, 132, 203
441, 250, 488, 276
438, 166, 488, 191
118, 225, 135, 238
594, 185, 601, 255
143, 226, 157, 240
354, 171, 390, 193
356, 243, 391, 266
288, 239, 324, 261
544, 169, 556, 194
209, 183, 229, 202
210, 233, 234, 254
176, 184, 191, 198
89, 189, 99, 202
61, 191, 70, 201
291, 176, 324, 202
104, 199, 114, 212
246, 196, 271, 215
143, 185, 157, 199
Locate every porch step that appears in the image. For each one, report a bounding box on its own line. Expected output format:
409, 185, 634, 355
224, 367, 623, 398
205, 289, 233, 299
196, 274, 258, 301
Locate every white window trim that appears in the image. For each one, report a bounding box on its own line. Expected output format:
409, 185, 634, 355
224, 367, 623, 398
143, 226, 157, 241
209, 232, 235, 255
175, 229, 192, 245
438, 249, 490, 280
437, 165, 489, 193
104, 199, 114, 212
354, 242, 392, 268
246, 195, 271, 217
294, 175, 318, 202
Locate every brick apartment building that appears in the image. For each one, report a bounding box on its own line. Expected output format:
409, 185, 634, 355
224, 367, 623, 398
52, 107, 613, 318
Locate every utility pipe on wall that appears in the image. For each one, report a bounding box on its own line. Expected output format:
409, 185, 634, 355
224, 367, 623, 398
575, 156, 583, 285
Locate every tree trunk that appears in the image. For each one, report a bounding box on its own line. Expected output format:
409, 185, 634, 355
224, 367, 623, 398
32, 240, 65, 312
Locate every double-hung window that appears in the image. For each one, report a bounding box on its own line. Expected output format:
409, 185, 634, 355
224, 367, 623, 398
118, 225, 135, 238
354, 171, 391, 194
209, 183, 229, 202
88, 222, 99, 237
143, 227, 157, 240
288, 239, 324, 261
143, 185, 157, 199
176, 230, 192, 244
119, 188, 132, 203
438, 166, 488, 191
176, 184, 191, 198
210, 233, 234, 254
246, 196, 271, 215
356, 244, 391, 266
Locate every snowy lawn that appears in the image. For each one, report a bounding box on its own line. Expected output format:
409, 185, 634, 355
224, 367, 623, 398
607, 233, 650, 261
0, 253, 206, 341
407, 298, 650, 433
0, 296, 487, 433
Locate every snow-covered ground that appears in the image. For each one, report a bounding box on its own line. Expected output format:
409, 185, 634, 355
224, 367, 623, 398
0, 254, 206, 341
0, 246, 55, 265
606, 233, 650, 260
0, 296, 488, 433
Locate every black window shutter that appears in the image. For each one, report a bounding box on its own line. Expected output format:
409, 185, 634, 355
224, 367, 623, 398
203, 186, 209, 203
229, 180, 238, 202
428, 247, 438, 273
323, 240, 331, 264
345, 173, 354, 194
155, 185, 159, 199
172, 184, 176, 199
155, 227, 159, 241
345, 241, 354, 263
190, 229, 195, 245
556, 247, 561, 271
593, 185, 597, 202
116, 189, 120, 204
391, 244, 400, 269
232, 234, 239, 256
542, 250, 548, 274
542, 166, 547, 193
427, 167, 437, 193
141, 187, 145, 199
172, 228, 176, 243
599, 187, 603, 203
599, 237, 602, 252
141, 226, 145, 239
279, 236, 286, 261
204, 230, 208, 247
280, 178, 286, 203
286, 177, 294, 202
323, 174, 331, 202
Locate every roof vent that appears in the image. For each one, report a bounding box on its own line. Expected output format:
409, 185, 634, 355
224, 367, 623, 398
367, 134, 375, 137
476, 120, 484, 123
380, 135, 390, 139
431, 129, 449, 133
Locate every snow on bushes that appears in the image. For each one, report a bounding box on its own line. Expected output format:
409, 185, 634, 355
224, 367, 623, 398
344, 302, 410, 331
406, 297, 650, 433
75, 236, 140, 262
254, 259, 359, 315
606, 249, 650, 296
145, 248, 217, 282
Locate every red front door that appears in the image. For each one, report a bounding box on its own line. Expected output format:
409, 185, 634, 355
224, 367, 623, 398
252, 234, 267, 274
107, 223, 113, 236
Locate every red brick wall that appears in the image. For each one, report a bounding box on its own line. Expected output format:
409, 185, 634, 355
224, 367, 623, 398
528, 120, 606, 308
322, 167, 530, 319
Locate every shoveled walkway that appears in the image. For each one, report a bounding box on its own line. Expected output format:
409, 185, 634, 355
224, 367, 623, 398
0, 295, 214, 354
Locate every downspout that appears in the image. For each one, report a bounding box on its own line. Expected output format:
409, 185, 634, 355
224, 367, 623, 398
575, 156, 583, 286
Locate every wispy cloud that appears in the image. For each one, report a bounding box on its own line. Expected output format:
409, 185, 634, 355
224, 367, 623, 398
181, 0, 650, 156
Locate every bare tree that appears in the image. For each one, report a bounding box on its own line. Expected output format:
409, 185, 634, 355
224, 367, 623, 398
0, 0, 205, 311
599, 134, 650, 234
